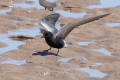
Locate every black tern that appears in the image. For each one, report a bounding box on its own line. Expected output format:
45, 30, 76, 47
39, 13, 110, 55
39, 0, 58, 11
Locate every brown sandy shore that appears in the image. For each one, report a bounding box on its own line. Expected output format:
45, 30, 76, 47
0, 0, 120, 80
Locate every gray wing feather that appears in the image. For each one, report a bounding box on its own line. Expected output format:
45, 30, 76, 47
40, 13, 60, 34
56, 13, 110, 39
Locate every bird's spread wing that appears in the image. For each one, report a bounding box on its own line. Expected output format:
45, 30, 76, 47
56, 13, 110, 39
40, 13, 60, 34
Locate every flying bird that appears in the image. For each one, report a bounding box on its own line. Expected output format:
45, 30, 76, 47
39, 13, 110, 56
39, 0, 58, 11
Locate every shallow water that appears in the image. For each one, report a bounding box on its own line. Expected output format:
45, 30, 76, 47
0, 27, 40, 54
13, 0, 43, 9
0, 34, 25, 54
65, 67, 107, 78
12, 20, 20, 26
55, 10, 87, 18
58, 56, 87, 62
0, 8, 12, 15
93, 62, 105, 66
93, 48, 112, 56
8, 27, 40, 37
58, 57, 73, 62
78, 41, 95, 46
88, 0, 120, 9
74, 67, 107, 78
106, 23, 120, 27
1, 59, 26, 66
59, 56, 107, 78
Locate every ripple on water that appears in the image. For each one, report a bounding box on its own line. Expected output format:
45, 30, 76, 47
1, 59, 26, 66
88, 0, 120, 9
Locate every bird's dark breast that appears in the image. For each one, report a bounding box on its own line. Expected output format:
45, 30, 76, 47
45, 37, 64, 49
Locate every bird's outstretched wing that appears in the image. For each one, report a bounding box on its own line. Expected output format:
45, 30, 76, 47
56, 13, 110, 39
40, 13, 60, 34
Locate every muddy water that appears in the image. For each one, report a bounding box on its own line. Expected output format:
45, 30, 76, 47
0, 0, 120, 80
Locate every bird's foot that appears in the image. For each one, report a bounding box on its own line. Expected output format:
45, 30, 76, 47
43, 50, 49, 52
43, 47, 51, 52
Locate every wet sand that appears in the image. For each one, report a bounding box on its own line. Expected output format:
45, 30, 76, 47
0, 0, 120, 80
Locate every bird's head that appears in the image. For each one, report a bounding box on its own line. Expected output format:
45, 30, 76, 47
43, 31, 53, 38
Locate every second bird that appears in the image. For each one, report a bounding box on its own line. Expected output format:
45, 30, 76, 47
39, 0, 58, 11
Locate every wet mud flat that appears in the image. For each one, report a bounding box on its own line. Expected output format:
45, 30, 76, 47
0, 0, 120, 80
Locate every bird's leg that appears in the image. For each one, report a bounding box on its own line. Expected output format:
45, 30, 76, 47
43, 47, 51, 52
56, 49, 59, 56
